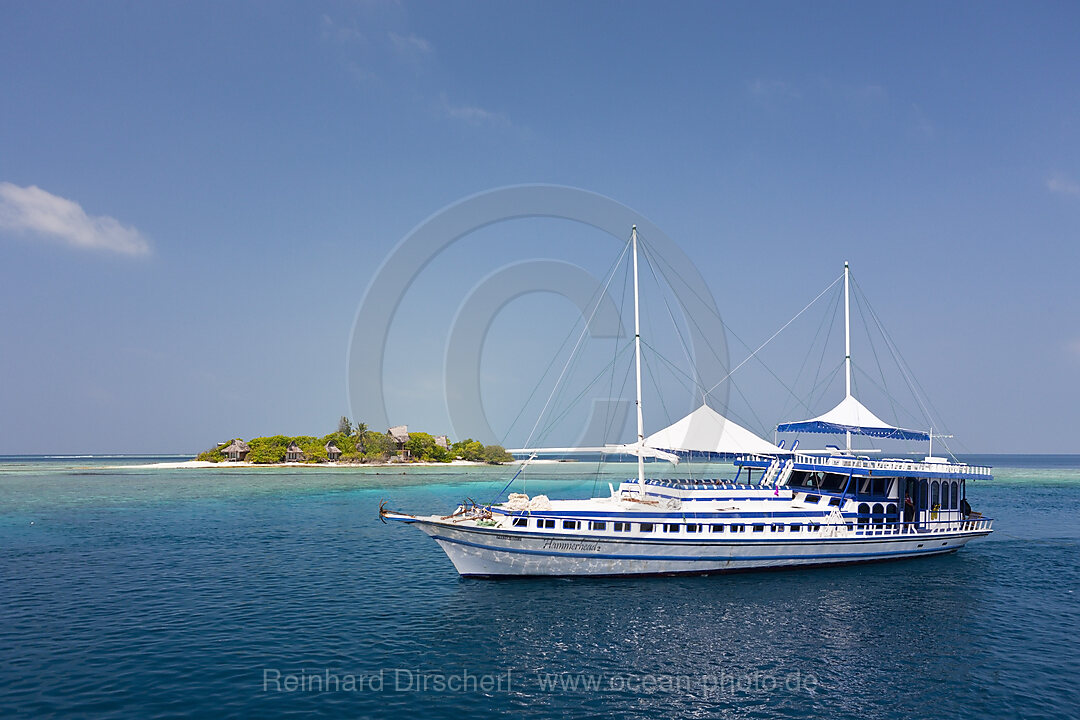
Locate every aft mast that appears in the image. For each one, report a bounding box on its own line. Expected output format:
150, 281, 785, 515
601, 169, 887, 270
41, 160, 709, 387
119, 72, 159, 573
843, 261, 851, 452
632, 226, 646, 498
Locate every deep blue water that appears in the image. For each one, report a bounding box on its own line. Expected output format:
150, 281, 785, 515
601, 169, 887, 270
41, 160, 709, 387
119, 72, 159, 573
1, 457, 1077, 719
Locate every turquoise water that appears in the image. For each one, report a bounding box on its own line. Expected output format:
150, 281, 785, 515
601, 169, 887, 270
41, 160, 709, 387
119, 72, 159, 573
1, 456, 1077, 719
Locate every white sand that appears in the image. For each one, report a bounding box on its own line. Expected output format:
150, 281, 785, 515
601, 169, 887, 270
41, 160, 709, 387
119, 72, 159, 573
116, 459, 494, 470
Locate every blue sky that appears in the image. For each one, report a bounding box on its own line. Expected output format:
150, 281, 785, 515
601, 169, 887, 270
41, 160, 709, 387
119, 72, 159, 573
1, 1, 1078, 454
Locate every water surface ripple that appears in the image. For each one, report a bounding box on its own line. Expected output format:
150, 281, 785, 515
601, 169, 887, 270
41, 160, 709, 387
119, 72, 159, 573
0, 457, 1077, 719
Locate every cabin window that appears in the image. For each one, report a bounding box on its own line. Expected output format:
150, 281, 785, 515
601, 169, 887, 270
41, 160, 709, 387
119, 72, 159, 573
829, 497, 842, 507
562, 520, 579, 530
639, 523, 654, 533
539, 519, 556, 529
872, 503, 884, 526
886, 503, 897, 523
752, 524, 765, 533
589, 521, 606, 531
512, 517, 528, 527
711, 524, 725, 532
790, 523, 801, 532
772, 523, 783, 532
872, 478, 886, 496
821, 473, 847, 491
730, 524, 743, 533
613, 522, 631, 532
664, 523, 680, 533
806, 494, 821, 504
951, 482, 959, 509
858, 503, 870, 529
686, 523, 699, 533
858, 478, 871, 496
931, 482, 940, 509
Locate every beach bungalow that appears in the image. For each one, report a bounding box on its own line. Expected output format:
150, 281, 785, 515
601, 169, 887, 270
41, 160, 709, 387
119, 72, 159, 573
435, 435, 450, 450
285, 441, 305, 463
221, 439, 250, 462
388, 425, 410, 460
325, 441, 342, 462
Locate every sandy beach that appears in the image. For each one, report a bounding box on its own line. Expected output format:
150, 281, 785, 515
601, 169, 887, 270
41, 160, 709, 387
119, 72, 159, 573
113, 458, 573, 470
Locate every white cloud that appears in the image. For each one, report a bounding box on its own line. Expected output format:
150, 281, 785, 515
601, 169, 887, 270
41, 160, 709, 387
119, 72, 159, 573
911, 103, 936, 139
438, 93, 509, 127
389, 31, 432, 57
0, 182, 150, 256
1047, 172, 1080, 199
747, 78, 800, 99
321, 14, 366, 44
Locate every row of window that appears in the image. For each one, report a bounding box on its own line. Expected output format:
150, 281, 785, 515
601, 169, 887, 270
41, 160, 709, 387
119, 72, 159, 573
856, 502, 899, 528
510, 518, 824, 533
931, 480, 961, 510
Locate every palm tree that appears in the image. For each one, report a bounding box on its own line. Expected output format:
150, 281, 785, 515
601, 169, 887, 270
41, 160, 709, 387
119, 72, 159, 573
354, 422, 369, 454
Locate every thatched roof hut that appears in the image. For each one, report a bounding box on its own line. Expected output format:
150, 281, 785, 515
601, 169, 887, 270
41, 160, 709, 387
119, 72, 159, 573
388, 425, 409, 444
387, 425, 410, 458
221, 439, 250, 461
325, 441, 342, 462
285, 441, 305, 463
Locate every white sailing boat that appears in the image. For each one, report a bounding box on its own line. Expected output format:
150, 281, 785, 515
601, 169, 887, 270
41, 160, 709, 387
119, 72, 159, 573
381, 229, 993, 576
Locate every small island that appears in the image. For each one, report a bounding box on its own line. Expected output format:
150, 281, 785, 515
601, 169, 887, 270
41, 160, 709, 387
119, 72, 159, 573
196, 417, 514, 466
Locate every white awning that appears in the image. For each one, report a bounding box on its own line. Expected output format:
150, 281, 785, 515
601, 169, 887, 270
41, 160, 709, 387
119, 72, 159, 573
643, 404, 786, 455
776, 394, 929, 441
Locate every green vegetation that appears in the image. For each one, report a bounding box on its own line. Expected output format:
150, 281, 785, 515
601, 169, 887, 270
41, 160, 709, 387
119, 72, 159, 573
453, 438, 514, 464
196, 442, 226, 463
198, 419, 514, 465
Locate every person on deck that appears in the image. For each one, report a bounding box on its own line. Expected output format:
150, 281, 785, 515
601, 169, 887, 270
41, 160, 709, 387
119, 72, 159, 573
903, 493, 916, 531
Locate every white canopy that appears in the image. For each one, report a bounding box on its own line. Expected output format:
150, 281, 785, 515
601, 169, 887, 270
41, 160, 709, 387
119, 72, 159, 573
776, 394, 929, 441
643, 404, 786, 456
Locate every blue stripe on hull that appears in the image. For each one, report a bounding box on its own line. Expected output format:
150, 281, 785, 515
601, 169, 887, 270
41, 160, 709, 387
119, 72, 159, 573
429, 532, 974, 563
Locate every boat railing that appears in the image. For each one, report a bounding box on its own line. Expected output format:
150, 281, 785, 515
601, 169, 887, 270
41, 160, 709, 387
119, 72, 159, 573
848, 516, 994, 536
737, 453, 993, 478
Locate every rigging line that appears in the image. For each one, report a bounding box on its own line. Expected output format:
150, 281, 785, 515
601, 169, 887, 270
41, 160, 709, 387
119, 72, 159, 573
535, 338, 634, 445
851, 276, 957, 456
522, 237, 633, 451
703, 275, 844, 397
639, 238, 699, 398
808, 360, 846, 413
601, 250, 633, 438
778, 279, 844, 422
803, 286, 843, 413
643, 241, 837, 371
490, 454, 536, 506
601, 339, 637, 444
852, 365, 923, 428
595, 257, 632, 485
636, 256, 804, 412
640, 351, 667, 423
637, 239, 837, 421
641, 347, 681, 427
642, 338, 770, 439
851, 277, 897, 422
727, 374, 774, 440
533, 341, 636, 445
594, 252, 632, 485
499, 239, 633, 446
640, 339, 707, 395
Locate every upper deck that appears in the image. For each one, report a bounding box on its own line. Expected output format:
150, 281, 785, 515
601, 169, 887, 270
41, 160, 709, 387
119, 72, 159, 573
736, 453, 993, 481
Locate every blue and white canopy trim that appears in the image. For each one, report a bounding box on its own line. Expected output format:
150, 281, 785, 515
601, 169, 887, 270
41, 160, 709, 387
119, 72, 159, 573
777, 395, 930, 441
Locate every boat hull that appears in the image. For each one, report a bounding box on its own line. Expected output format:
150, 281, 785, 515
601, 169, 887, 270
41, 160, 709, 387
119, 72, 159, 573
410, 521, 990, 577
